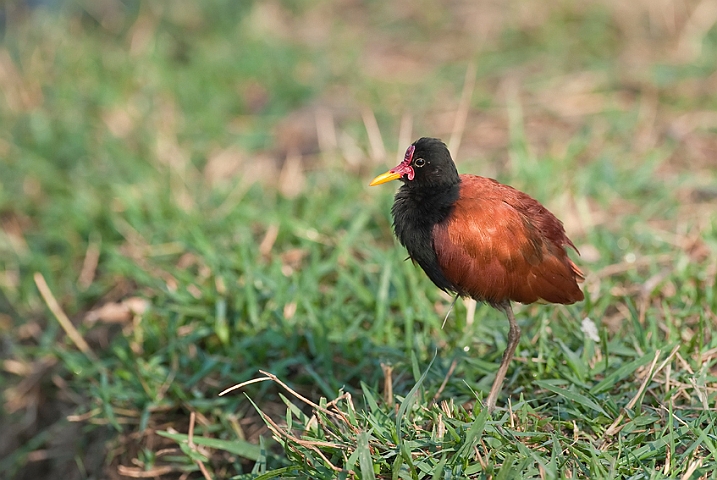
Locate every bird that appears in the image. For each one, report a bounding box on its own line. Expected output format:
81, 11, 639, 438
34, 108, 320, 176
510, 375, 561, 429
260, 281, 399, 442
369, 137, 584, 413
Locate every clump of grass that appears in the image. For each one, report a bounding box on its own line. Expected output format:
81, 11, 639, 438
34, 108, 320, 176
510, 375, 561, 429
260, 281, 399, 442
194, 329, 716, 478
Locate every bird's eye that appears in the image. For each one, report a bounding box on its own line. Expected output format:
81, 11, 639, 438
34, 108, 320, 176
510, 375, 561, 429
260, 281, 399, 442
414, 158, 426, 167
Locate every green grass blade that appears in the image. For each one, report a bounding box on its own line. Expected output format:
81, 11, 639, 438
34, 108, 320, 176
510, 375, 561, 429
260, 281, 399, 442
358, 431, 377, 480
535, 380, 608, 416
157, 431, 262, 461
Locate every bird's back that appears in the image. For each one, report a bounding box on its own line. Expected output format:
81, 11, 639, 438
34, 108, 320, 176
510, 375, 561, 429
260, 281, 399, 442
433, 175, 584, 305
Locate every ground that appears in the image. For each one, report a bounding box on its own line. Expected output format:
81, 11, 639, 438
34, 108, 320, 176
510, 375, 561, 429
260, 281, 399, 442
1, 1, 716, 478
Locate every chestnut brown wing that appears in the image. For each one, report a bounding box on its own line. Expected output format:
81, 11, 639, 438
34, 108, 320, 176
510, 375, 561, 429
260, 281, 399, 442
432, 176, 584, 305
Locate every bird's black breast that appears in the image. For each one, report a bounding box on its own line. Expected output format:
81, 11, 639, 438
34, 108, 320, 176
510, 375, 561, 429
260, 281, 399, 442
391, 184, 460, 293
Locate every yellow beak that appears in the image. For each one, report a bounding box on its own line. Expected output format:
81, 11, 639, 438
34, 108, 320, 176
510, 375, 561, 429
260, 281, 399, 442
369, 171, 402, 186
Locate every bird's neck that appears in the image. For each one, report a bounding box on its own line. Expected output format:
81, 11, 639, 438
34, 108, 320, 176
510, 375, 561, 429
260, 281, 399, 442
395, 182, 460, 224
391, 182, 460, 292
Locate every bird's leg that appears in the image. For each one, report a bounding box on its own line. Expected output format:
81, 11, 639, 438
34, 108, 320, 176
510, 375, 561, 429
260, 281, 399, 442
485, 302, 521, 413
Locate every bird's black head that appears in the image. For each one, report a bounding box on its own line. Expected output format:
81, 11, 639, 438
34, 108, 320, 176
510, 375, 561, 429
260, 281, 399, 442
369, 137, 460, 191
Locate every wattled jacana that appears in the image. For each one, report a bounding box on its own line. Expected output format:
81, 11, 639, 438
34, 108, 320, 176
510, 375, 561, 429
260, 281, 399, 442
370, 137, 584, 412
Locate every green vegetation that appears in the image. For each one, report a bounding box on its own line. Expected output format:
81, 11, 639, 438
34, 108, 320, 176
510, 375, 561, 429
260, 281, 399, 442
1, 1, 716, 478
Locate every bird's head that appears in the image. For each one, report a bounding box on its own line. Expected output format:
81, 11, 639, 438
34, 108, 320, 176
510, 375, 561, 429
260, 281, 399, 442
369, 137, 460, 189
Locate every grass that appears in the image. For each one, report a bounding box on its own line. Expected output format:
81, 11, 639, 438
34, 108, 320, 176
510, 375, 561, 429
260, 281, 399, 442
1, 0, 716, 478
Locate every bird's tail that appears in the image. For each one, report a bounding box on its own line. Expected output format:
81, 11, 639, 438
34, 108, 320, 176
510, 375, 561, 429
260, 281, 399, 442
570, 259, 585, 283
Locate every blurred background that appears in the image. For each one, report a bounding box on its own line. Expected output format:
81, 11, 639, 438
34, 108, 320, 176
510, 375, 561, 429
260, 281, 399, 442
1, 0, 716, 478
